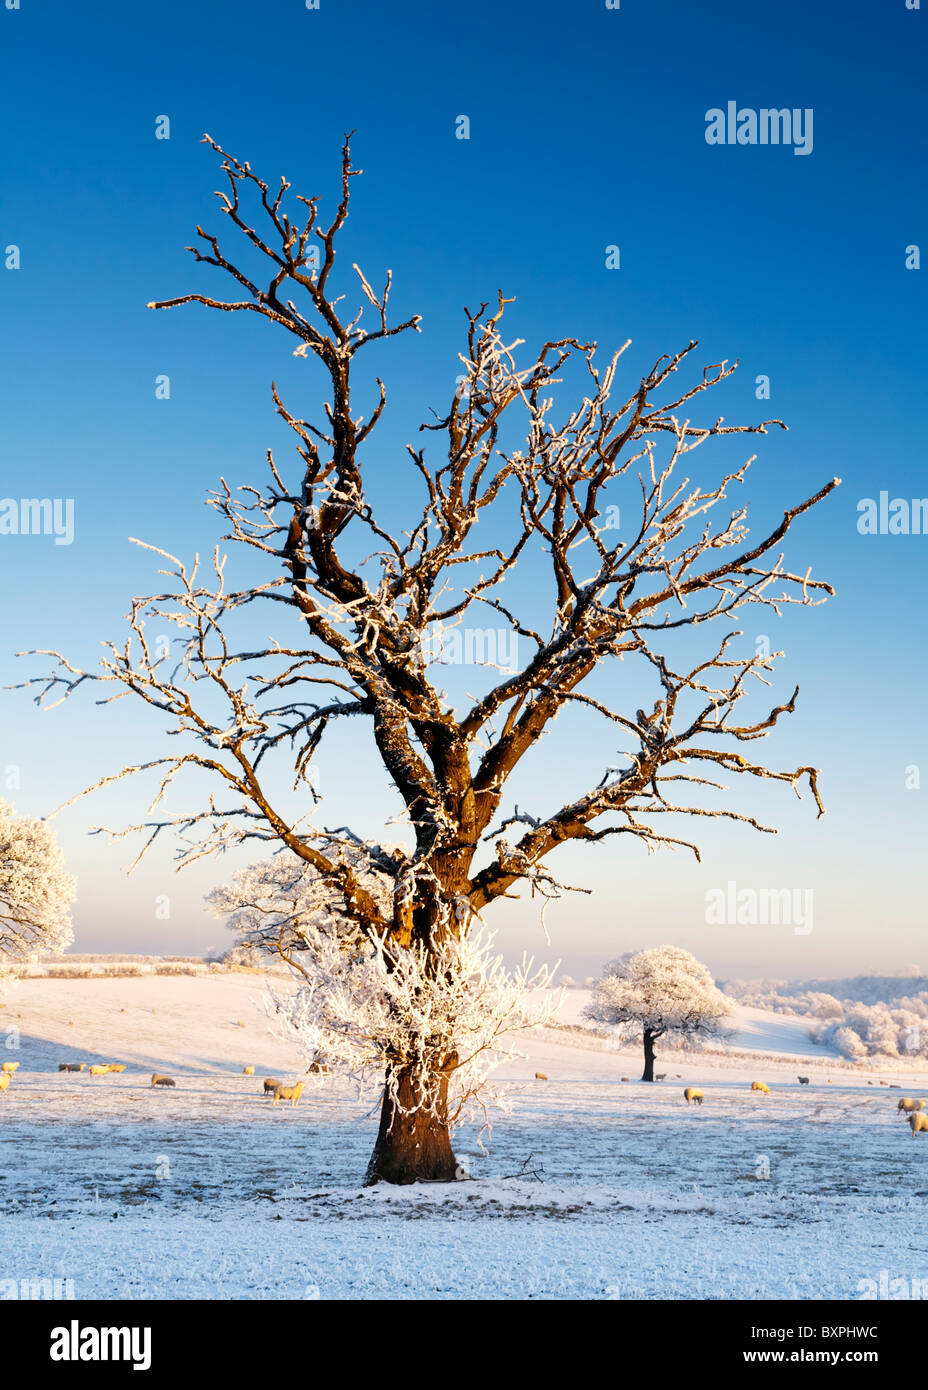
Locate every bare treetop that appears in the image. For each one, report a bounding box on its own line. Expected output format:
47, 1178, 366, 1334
21, 134, 839, 946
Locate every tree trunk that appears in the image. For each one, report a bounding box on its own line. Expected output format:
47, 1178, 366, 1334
365, 1060, 458, 1185
641, 1027, 656, 1082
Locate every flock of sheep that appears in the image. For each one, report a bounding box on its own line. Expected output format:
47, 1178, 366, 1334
0, 1060, 306, 1107
3, 1060, 927, 1130
678, 1076, 928, 1134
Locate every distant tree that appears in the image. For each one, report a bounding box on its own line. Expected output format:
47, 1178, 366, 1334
803, 991, 844, 1020
559, 974, 577, 989
208, 845, 394, 959
832, 1024, 868, 1060
585, 946, 733, 1081
0, 799, 75, 974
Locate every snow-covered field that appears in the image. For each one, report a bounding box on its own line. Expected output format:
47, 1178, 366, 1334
2, 975, 927, 1300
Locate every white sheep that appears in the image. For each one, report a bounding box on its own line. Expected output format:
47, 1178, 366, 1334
897, 1097, 926, 1114
683, 1087, 704, 1105
751, 1081, 770, 1094
1, 1062, 19, 1073
0, 1073, 10, 1094
273, 1081, 304, 1107
242, 1065, 255, 1076
88, 1065, 109, 1078
909, 1113, 928, 1136
534, 1072, 548, 1080
263, 1077, 283, 1095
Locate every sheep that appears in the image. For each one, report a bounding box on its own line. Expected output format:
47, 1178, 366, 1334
88, 1065, 109, 1078
683, 1087, 704, 1105
105, 1064, 127, 1073
655, 1073, 667, 1081
879, 1080, 889, 1086
620, 1076, 630, 1082
534, 1072, 548, 1080
797, 1076, 810, 1085
263, 1078, 283, 1096
273, 1081, 304, 1107
151, 1074, 176, 1088
0, 1073, 10, 1094
908, 1113, 928, 1136
242, 1065, 255, 1076
58, 1062, 85, 1072
751, 1081, 770, 1094
897, 1097, 926, 1114
1, 1062, 20, 1073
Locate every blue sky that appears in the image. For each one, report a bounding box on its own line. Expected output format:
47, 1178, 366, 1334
1, 0, 925, 978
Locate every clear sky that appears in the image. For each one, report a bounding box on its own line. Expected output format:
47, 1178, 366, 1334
1, 0, 925, 980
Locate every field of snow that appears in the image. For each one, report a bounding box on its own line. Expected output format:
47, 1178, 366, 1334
2, 974, 927, 1300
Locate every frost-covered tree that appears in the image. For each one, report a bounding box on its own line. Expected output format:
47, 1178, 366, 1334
0, 799, 75, 969
208, 843, 394, 959
23, 136, 835, 1182
584, 946, 733, 1080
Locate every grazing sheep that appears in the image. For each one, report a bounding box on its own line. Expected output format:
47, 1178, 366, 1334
88, 1065, 109, 1078
273, 1081, 304, 1107
683, 1087, 704, 1105
534, 1072, 548, 1080
242, 1065, 255, 1076
1, 1062, 19, 1073
58, 1062, 85, 1072
751, 1081, 770, 1094
897, 1097, 926, 1114
620, 1077, 630, 1082
797, 1076, 809, 1085
879, 1080, 889, 1086
263, 1078, 283, 1095
0, 1073, 10, 1094
908, 1113, 928, 1136
105, 1064, 127, 1073
151, 1074, 176, 1088
655, 1073, 667, 1081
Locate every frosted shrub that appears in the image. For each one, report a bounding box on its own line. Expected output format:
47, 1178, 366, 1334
268, 918, 557, 1133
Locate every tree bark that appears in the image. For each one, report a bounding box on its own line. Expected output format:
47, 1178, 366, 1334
365, 1060, 458, 1185
641, 1027, 657, 1082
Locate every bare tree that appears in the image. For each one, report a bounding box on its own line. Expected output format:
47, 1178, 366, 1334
22, 135, 839, 1183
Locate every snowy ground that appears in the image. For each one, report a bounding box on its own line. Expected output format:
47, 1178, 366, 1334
2, 975, 927, 1300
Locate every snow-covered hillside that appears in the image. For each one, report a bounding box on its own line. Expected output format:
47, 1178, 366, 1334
2, 974, 927, 1299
